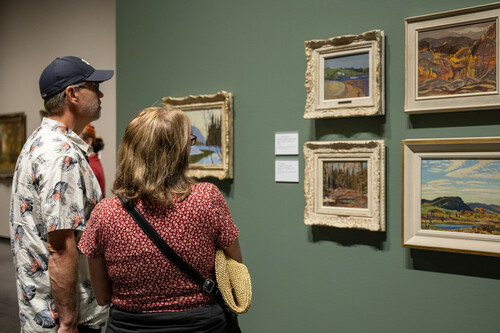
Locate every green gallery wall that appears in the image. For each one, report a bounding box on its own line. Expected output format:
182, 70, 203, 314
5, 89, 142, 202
116, 1, 500, 332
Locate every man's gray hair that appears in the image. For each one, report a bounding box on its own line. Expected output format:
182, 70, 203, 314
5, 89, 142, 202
43, 90, 66, 116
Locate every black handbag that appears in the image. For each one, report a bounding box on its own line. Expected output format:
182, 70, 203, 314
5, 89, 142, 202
118, 196, 241, 333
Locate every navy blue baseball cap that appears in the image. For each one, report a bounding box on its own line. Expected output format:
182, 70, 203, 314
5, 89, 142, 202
39, 56, 114, 99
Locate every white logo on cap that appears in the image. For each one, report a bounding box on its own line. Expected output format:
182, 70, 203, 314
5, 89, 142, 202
81, 58, 91, 66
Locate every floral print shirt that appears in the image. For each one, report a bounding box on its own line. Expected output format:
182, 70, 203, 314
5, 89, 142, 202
9, 118, 108, 332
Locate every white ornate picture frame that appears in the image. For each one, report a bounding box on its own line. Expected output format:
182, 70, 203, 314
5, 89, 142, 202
162, 91, 233, 180
404, 3, 500, 114
304, 140, 385, 231
403, 137, 500, 257
304, 30, 385, 118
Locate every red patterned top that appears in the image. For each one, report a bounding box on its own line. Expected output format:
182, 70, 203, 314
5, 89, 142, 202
78, 182, 239, 312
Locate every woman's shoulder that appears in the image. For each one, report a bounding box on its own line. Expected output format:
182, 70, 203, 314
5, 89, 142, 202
93, 197, 122, 215
190, 182, 220, 199
191, 182, 220, 195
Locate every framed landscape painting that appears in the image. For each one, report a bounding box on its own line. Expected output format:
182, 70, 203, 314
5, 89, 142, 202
304, 30, 385, 118
403, 138, 500, 256
404, 3, 500, 113
162, 91, 233, 179
0, 113, 26, 178
303, 140, 385, 231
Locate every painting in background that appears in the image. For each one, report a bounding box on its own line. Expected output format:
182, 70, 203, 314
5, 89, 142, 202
421, 159, 500, 235
162, 91, 233, 180
404, 3, 500, 113
304, 29, 384, 118
304, 140, 385, 231
324, 53, 370, 100
0, 113, 26, 178
418, 21, 496, 98
323, 161, 368, 208
187, 108, 223, 165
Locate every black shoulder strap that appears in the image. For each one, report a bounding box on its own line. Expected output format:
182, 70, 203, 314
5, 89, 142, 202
117, 196, 217, 295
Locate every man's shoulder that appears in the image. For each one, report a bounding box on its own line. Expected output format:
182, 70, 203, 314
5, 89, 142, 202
27, 126, 79, 160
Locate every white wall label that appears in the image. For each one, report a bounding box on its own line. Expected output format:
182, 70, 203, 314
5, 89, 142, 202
275, 159, 299, 183
275, 131, 299, 155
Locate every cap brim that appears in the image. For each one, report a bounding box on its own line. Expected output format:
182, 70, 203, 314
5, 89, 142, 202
86, 69, 114, 82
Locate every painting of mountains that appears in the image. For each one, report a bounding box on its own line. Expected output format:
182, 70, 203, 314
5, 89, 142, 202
418, 20, 496, 97
421, 159, 500, 235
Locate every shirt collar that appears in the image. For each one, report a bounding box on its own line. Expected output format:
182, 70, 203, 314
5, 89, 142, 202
41, 117, 91, 153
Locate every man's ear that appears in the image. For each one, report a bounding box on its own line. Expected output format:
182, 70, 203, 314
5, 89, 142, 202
65, 85, 78, 105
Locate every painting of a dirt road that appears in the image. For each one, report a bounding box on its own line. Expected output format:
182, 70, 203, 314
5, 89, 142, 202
324, 53, 370, 100
418, 20, 496, 98
323, 161, 368, 208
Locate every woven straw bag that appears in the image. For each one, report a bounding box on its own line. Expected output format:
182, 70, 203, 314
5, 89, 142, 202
215, 249, 252, 314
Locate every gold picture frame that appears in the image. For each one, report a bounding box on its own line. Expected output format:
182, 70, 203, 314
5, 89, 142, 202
0, 113, 26, 178
162, 91, 233, 180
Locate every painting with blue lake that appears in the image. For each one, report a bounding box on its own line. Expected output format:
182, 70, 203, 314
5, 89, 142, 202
421, 159, 500, 235
324, 52, 369, 100
186, 108, 222, 165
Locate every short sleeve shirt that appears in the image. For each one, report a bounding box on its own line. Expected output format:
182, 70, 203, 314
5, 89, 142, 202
9, 118, 108, 332
78, 182, 240, 312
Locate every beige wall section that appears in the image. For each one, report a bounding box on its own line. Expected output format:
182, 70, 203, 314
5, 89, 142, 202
0, 0, 116, 238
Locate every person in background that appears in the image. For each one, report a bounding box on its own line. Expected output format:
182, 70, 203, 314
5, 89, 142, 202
81, 124, 106, 196
10, 56, 114, 333
78, 107, 242, 332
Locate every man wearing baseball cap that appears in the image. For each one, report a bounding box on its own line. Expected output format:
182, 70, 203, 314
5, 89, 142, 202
10, 56, 113, 333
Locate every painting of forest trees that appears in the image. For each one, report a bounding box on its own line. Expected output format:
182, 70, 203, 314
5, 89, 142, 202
322, 161, 368, 208
186, 108, 222, 165
418, 20, 496, 97
421, 159, 500, 235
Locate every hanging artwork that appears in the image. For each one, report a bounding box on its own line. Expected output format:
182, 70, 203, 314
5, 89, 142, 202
0, 113, 26, 178
162, 91, 233, 180
403, 137, 500, 256
304, 30, 385, 118
404, 3, 500, 113
303, 140, 385, 231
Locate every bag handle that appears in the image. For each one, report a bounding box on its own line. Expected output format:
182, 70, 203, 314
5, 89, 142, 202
117, 196, 218, 295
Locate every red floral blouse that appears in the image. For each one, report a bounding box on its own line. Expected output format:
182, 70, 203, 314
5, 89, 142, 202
78, 182, 239, 312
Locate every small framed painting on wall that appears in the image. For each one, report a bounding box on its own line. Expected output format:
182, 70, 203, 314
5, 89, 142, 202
404, 3, 500, 114
303, 140, 385, 231
304, 30, 385, 118
403, 137, 500, 256
0, 113, 26, 178
162, 91, 233, 180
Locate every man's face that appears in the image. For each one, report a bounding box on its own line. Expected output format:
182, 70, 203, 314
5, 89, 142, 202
76, 82, 102, 121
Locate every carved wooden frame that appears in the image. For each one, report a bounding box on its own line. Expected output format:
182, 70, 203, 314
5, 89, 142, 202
304, 140, 385, 231
304, 30, 385, 118
0, 112, 26, 178
162, 91, 233, 180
